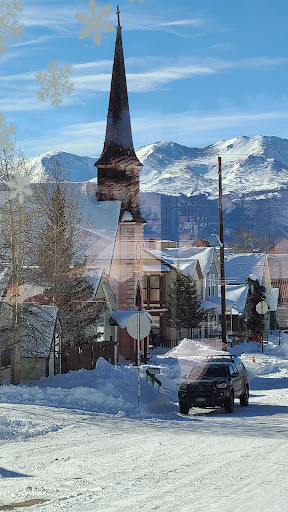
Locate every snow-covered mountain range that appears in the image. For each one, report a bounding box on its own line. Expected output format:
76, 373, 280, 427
30, 135, 288, 199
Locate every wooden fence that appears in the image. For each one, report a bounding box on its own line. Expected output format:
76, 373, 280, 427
62, 340, 115, 374
158, 337, 223, 350
158, 336, 249, 351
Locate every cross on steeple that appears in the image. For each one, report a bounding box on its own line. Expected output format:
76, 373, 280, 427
116, 5, 121, 27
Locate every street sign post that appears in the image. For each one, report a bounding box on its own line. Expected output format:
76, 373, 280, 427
127, 313, 151, 405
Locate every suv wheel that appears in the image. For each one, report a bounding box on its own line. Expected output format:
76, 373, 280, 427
224, 390, 234, 413
179, 402, 189, 415
240, 385, 249, 406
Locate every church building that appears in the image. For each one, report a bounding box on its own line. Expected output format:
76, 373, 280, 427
94, 7, 146, 362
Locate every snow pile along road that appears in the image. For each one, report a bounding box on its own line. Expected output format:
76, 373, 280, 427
0, 356, 174, 418
0, 333, 287, 511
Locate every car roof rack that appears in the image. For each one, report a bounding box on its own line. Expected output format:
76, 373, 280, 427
207, 354, 237, 360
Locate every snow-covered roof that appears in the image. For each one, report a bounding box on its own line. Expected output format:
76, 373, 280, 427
4, 282, 45, 304
268, 254, 288, 279
109, 310, 152, 328
145, 246, 210, 277
207, 295, 236, 314
224, 284, 249, 313
121, 211, 134, 222
201, 299, 218, 311
224, 253, 266, 285
20, 305, 58, 358
143, 264, 170, 273
79, 182, 121, 276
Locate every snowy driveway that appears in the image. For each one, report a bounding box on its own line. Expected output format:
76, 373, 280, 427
0, 336, 287, 511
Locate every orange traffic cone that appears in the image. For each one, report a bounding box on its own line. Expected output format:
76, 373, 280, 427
252, 353, 255, 363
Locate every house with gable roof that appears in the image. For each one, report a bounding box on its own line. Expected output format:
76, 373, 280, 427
0, 301, 61, 383
224, 252, 278, 332
142, 243, 203, 341
142, 241, 223, 341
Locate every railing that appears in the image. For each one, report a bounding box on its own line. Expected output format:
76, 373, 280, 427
146, 369, 161, 390
158, 338, 181, 349
158, 337, 223, 350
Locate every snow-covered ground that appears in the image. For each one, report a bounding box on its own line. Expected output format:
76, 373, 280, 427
0, 333, 287, 511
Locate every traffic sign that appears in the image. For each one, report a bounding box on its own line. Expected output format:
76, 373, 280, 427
256, 301, 268, 315
127, 313, 151, 340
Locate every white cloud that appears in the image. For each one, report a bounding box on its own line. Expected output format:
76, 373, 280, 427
214, 57, 288, 71
72, 64, 214, 94
73, 60, 113, 71
0, 53, 287, 114
18, 6, 75, 32
19, 3, 205, 36
159, 19, 205, 28
8, 35, 56, 48
18, 109, 288, 158
0, 97, 50, 112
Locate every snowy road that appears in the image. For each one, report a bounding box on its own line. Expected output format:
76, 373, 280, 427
0, 337, 287, 511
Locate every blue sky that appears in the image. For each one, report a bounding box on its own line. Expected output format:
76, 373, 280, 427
2, 0, 288, 157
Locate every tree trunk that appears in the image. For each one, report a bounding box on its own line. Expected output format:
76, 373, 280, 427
9, 200, 21, 385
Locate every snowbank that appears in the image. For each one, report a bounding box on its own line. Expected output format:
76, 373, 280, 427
0, 358, 175, 419
0, 334, 287, 422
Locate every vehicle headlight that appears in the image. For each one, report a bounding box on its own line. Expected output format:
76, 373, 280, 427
216, 383, 228, 389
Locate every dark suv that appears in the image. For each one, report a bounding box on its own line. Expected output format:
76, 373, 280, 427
178, 355, 249, 414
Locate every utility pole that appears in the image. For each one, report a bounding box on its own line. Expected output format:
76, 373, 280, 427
218, 156, 227, 349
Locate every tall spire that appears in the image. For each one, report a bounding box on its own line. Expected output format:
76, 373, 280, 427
116, 4, 121, 28
95, 5, 141, 167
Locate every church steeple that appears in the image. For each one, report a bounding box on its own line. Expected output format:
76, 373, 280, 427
95, 5, 144, 223
95, 5, 141, 168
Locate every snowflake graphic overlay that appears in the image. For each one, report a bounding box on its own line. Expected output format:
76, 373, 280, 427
0, 0, 24, 56
35, 60, 74, 106
75, 0, 115, 47
0, 113, 16, 152
7, 171, 32, 205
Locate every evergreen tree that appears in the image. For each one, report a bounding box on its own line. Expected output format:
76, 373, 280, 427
36, 161, 102, 347
165, 270, 205, 338
245, 276, 266, 335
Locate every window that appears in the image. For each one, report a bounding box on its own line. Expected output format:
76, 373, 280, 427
229, 364, 238, 376
235, 362, 244, 372
143, 275, 148, 302
150, 275, 160, 301
208, 274, 216, 297
143, 275, 162, 304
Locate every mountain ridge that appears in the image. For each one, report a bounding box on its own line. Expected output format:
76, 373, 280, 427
30, 135, 288, 199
